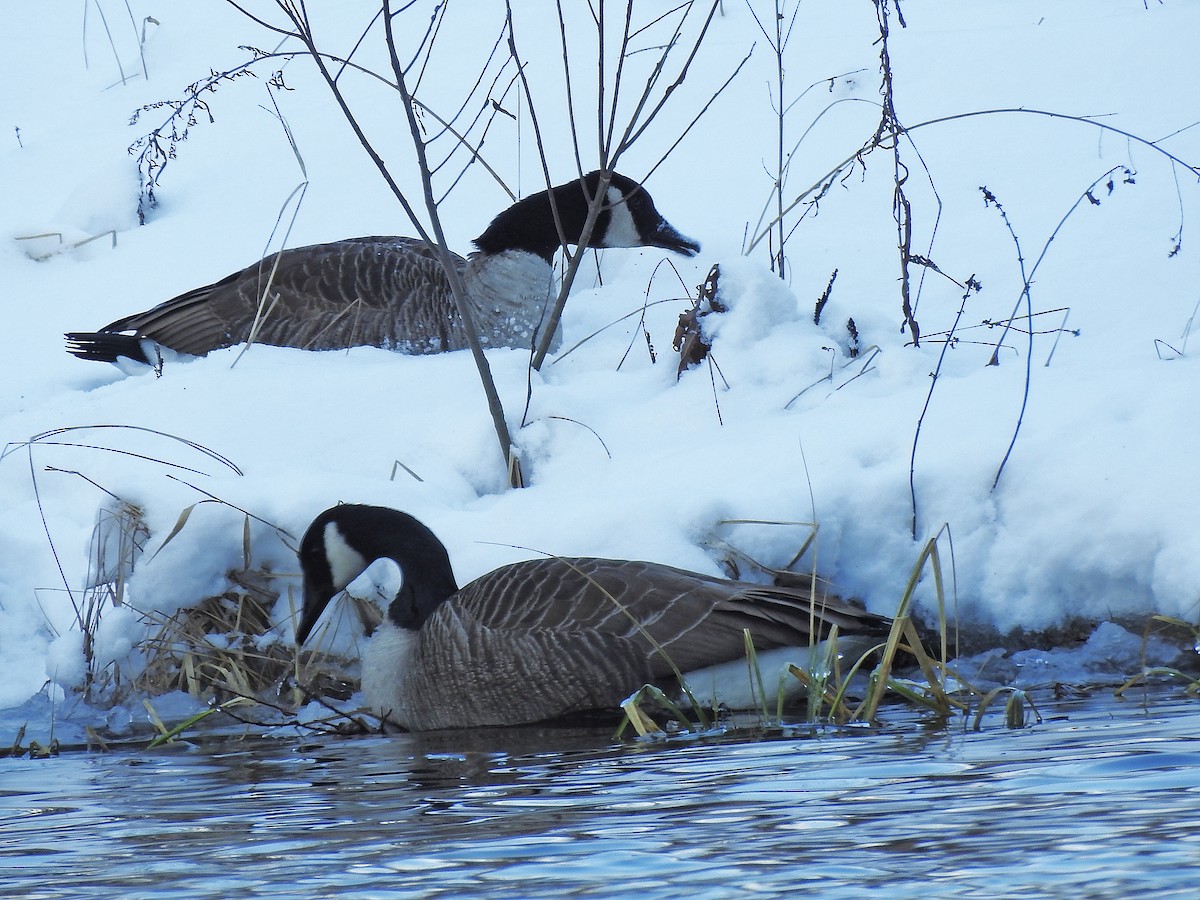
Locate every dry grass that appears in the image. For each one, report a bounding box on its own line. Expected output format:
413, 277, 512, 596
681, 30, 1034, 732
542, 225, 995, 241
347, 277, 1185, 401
135, 569, 291, 701
130, 563, 380, 726
64, 495, 372, 736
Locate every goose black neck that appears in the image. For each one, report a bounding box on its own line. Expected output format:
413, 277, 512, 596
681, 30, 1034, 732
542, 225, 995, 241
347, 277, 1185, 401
473, 171, 623, 264
371, 510, 458, 631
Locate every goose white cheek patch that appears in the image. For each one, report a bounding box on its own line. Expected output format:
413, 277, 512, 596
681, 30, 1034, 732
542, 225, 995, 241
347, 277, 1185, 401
324, 521, 368, 590
600, 185, 641, 248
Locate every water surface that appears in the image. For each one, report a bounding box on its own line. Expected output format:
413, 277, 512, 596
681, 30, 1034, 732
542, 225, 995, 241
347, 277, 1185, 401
3, 687, 1199, 897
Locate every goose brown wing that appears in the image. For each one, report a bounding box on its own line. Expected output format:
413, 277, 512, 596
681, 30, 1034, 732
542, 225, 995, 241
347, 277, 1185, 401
446, 557, 889, 684
102, 237, 468, 355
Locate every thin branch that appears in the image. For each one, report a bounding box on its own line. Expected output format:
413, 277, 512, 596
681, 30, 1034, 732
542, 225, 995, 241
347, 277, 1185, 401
642, 43, 753, 184
531, 173, 614, 370
554, 0, 585, 174
259, 1, 518, 480
615, 0, 721, 156
380, 0, 519, 480
224, 0, 300, 38
602, 1, 636, 157
909, 277, 981, 538
747, 106, 1200, 255
984, 166, 1132, 490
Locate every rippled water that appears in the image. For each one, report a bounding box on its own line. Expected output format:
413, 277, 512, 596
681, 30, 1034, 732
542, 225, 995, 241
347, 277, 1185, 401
3, 687, 1200, 898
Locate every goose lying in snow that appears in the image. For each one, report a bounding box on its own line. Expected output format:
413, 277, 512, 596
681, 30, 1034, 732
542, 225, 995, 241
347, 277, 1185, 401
65, 170, 699, 369
294, 504, 891, 731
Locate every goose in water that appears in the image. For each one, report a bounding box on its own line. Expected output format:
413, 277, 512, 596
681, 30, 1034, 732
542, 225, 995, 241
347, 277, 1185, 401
294, 504, 891, 731
65, 171, 699, 370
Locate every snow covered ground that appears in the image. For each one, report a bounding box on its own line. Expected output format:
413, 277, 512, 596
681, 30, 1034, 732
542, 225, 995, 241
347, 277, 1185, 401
2, 2, 1198, 728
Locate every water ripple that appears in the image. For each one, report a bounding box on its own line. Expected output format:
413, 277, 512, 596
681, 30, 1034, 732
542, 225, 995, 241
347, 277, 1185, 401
2, 688, 1199, 897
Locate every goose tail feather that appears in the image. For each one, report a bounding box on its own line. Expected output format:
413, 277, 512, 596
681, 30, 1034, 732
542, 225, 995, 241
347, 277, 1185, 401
65, 331, 153, 366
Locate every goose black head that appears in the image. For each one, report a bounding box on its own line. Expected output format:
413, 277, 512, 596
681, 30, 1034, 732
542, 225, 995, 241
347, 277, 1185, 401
473, 170, 700, 263
295, 504, 459, 645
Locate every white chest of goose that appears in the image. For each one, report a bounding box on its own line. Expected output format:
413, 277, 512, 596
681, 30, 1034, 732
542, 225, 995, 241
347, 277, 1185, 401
66, 171, 699, 369
295, 504, 891, 732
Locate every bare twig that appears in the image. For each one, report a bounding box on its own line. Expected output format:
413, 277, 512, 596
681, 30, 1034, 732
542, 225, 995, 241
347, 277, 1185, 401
874, 0, 919, 345
909, 276, 981, 539
520, 1, 729, 369
748, 107, 1200, 255
260, 0, 520, 482
982, 166, 1133, 490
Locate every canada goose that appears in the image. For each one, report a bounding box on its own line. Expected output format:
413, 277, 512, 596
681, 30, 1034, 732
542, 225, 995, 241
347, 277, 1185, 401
65, 171, 699, 369
295, 504, 891, 731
